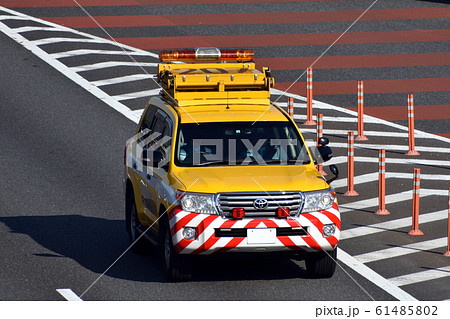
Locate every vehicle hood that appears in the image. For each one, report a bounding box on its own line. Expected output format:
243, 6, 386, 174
172, 164, 329, 193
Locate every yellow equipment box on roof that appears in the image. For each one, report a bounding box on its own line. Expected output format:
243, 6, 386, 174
157, 48, 274, 106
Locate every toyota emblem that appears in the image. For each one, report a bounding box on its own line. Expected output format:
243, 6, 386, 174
253, 198, 269, 210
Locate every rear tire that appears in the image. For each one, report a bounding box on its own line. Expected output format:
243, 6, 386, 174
128, 199, 147, 254
305, 249, 337, 278
160, 217, 193, 282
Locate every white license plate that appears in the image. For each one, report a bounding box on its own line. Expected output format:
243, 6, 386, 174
247, 228, 276, 244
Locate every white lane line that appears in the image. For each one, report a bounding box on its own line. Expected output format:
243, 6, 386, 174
32, 37, 109, 46
330, 142, 450, 154
92, 74, 156, 86
340, 209, 447, 240
389, 266, 450, 287
71, 61, 158, 72
51, 49, 150, 59
0, 20, 140, 124
113, 89, 160, 101
340, 210, 448, 240
295, 114, 360, 124
354, 238, 448, 264
13, 26, 60, 33
302, 128, 443, 140
302, 129, 407, 139
131, 109, 145, 117
337, 249, 417, 301
56, 288, 83, 301
305, 139, 450, 153
329, 156, 450, 167
339, 189, 448, 213
333, 172, 450, 189
339, 190, 412, 213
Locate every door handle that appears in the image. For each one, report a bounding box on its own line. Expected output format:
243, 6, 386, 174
132, 162, 137, 169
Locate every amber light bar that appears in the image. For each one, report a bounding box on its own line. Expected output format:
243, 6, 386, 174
159, 47, 254, 62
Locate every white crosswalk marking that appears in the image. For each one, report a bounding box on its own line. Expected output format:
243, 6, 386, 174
51, 49, 150, 59
354, 238, 448, 264
389, 266, 450, 287
92, 74, 155, 87
333, 172, 450, 189
340, 210, 448, 240
71, 61, 158, 72
113, 89, 161, 101
338, 189, 447, 214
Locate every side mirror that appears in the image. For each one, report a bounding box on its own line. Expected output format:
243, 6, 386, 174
317, 145, 333, 162
318, 137, 329, 146
326, 164, 339, 184
309, 137, 333, 164
142, 149, 165, 168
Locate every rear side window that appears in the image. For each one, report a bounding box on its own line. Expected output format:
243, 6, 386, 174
140, 105, 157, 132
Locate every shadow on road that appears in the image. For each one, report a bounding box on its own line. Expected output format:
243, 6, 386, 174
0, 214, 308, 283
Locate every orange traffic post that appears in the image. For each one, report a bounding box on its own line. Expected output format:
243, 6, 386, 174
344, 132, 358, 196
287, 97, 294, 118
376, 149, 390, 215
408, 168, 423, 235
445, 188, 450, 256
355, 81, 368, 141
316, 113, 326, 176
304, 67, 316, 125
406, 94, 420, 156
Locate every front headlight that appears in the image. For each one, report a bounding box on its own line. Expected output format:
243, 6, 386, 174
177, 191, 218, 214
302, 189, 336, 212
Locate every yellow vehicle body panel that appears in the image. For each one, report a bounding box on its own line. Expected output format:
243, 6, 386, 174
171, 164, 328, 194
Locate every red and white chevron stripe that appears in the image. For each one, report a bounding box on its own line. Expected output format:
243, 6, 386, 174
168, 202, 340, 255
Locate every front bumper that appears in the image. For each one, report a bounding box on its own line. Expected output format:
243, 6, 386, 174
168, 202, 340, 255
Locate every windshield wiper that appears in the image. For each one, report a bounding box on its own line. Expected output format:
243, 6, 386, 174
197, 160, 232, 166
252, 159, 310, 165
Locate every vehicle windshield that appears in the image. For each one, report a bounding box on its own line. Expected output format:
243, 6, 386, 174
175, 121, 310, 167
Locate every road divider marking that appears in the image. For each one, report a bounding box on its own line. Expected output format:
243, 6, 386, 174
113, 89, 161, 101
337, 249, 417, 301
339, 189, 448, 213
91, 74, 155, 87
329, 156, 450, 167
31, 37, 109, 46
302, 128, 437, 139
354, 237, 448, 263
51, 49, 150, 59
332, 172, 450, 189
11, 26, 60, 33
71, 61, 158, 72
341, 209, 448, 240
56, 289, 83, 301
388, 265, 450, 287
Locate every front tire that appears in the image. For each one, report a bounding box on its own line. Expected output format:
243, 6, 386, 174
305, 249, 337, 278
161, 217, 193, 282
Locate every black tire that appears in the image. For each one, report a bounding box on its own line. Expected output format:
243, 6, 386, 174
128, 199, 147, 254
305, 249, 337, 278
160, 217, 193, 282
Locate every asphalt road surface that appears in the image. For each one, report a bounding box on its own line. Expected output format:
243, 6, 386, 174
0, 0, 449, 302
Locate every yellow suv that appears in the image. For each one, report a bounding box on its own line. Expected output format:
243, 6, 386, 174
124, 48, 340, 281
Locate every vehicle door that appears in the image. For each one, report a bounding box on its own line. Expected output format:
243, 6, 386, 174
140, 109, 173, 230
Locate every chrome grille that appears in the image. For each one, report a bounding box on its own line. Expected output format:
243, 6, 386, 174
216, 192, 303, 218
